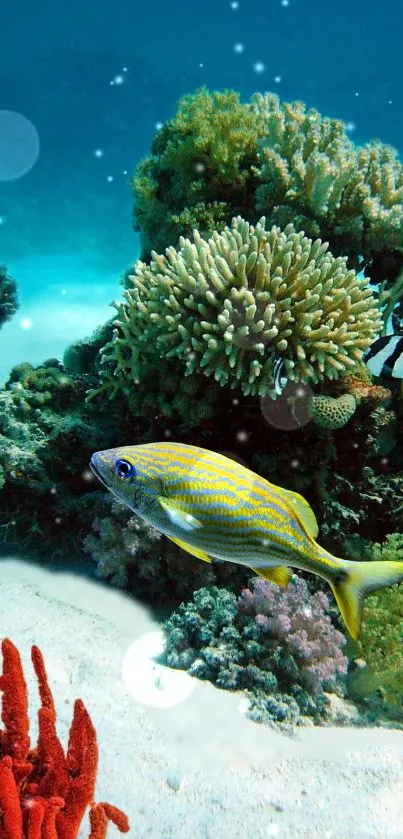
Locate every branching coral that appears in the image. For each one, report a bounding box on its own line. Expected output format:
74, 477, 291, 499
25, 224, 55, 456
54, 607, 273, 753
0, 638, 129, 838
132, 87, 403, 288
253, 93, 403, 269
98, 216, 381, 399
163, 580, 347, 728
238, 577, 348, 693
133, 87, 266, 256
0, 265, 18, 328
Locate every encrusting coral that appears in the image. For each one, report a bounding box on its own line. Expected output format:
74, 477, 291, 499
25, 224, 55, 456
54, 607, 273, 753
0, 638, 130, 838
163, 579, 347, 728
96, 216, 381, 401
310, 393, 357, 429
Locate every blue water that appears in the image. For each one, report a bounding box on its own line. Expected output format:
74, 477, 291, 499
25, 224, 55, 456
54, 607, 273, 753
0, 0, 402, 376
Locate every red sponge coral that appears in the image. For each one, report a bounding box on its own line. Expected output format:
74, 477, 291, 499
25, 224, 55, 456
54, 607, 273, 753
0, 638, 130, 838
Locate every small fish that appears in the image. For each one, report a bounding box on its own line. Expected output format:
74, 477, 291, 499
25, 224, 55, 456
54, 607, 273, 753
364, 334, 403, 378
90, 442, 403, 639
272, 355, 288, 395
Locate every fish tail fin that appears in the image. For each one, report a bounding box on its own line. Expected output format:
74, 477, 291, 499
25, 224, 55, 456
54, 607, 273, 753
330, 558, 403, 640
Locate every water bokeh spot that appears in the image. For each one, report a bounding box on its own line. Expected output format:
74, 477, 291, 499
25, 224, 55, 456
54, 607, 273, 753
0, 111, 40, 182
260, 382, 314, 431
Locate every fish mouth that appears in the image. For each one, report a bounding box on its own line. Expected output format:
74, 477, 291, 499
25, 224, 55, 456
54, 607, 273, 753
89, 458, 108, 488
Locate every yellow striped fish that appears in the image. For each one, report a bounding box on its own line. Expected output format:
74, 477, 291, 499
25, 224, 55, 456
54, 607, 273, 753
90, 442, 403, 639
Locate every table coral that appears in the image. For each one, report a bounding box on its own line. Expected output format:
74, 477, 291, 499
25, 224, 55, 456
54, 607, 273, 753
99, 216, 381, 399
0, 639, 130, 838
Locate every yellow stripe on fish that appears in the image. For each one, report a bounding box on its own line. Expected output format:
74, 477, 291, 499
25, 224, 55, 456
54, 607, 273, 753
90, 442, 403, 640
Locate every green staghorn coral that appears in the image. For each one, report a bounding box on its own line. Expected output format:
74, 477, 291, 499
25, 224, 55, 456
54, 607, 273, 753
133, 87, 266, 257
97, 216, 381, 400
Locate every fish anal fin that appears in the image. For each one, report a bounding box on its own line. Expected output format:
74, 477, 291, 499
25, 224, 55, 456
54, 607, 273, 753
277, 488, 319, 539
167, 535, 212, 563
251, 566, 292, 588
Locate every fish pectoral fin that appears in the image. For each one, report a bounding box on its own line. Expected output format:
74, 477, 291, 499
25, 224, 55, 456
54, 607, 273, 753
167, 535, 212, 563
158, 497, 203, 533
250, 566, 292, 588
276, 488, 319, 539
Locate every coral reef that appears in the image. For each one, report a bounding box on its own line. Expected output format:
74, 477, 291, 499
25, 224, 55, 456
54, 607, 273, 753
310, 394, 357, 429
253, 93, 403, 270
133, 87, 266, 257
0, 638, 129, 837
132, 87, 403, 296
96, 217, 381, 405
0, 359, 123, 557
89, 351, 223, 426
63, 321, 115, 377
0, 265, 18, 328
163, 580, 347, 728
352, 534, 403, 709
83, 499, 248, 604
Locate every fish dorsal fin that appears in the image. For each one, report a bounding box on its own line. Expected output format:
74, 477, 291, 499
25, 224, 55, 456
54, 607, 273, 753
167, 535, 212, 563
276, 488, 319, 539
250, 566, 292, 588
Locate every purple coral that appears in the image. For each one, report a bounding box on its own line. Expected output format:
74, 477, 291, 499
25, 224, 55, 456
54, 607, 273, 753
238, 576, 348, 693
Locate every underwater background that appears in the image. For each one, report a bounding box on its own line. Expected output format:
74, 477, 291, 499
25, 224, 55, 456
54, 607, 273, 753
2, 0, 403, 837
1, 0, 402, 374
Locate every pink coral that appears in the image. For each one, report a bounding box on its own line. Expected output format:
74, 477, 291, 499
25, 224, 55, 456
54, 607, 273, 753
238, 577, 348, 692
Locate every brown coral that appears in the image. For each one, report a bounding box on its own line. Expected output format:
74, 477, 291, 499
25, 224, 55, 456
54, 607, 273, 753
343, 375, 392, 406
0, 638, 130, 838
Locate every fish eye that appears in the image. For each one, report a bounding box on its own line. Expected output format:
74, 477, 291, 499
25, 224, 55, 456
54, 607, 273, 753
115, 458, 136, 480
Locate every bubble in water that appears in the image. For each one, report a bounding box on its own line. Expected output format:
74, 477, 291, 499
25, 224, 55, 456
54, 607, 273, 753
260, 382, 314, 431
0, 111, 40, 182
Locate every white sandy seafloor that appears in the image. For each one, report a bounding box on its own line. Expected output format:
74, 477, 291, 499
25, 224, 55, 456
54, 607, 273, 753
0, 558, 402, 839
